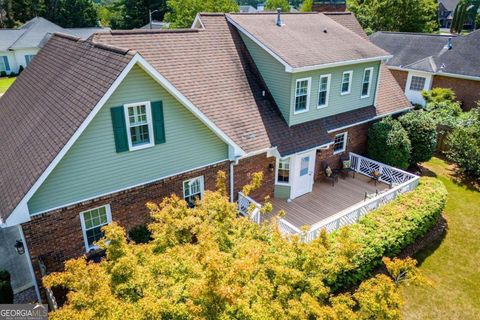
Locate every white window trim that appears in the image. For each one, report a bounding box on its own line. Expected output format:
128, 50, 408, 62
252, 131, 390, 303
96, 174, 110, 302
183, 176, 205, 202
293, 77, 311, 115
317, 74, 331, 109
79, 204, 112, 252
333, 132, 348, 155
123, 101, 155, 151
361, 67, 374, 99
275, 157, 291, 185
340, 71, 353, 95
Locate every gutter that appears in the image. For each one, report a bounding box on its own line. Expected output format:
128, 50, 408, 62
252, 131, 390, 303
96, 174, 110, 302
387, 65, 480, 82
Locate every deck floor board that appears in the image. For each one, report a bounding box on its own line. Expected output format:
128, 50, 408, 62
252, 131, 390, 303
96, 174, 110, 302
264, 174, 388, 228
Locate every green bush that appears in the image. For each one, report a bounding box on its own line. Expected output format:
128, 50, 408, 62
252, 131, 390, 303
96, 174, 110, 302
399, 110, 437, 165
128, 224, 152, 244
446, 109, 480, 179
422, 88, 456, 105
367, 117, 411, 169
324, 177, 447, 290
0, 71, 6, 77
0, 270, 14, 304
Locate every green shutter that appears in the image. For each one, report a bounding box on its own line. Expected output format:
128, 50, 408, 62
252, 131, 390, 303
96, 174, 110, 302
110, 106, 129, 153
151, 101, 166, 144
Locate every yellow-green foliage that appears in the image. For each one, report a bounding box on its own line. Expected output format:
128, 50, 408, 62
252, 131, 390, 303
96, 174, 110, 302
43, 174, 440, 320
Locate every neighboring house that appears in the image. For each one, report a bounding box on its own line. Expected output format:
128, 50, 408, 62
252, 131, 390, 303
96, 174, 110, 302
140, 21, 171, 29
0, 17, 108, 74
240, 5, 258, 13
312, 0, 347, 12
0, 12, 411, 300
370, 30, 480, 108
438, 0, 459, 28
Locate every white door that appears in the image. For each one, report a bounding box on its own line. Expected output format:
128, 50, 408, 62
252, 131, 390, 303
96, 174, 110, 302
291, 150, 315, 199
405, 71, 432, 106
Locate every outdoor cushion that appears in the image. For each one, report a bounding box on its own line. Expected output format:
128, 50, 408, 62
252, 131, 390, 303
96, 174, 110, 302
343, 160, 351, 169
325, 166, 333, 177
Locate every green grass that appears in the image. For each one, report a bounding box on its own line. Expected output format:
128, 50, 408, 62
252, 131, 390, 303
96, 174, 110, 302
0, 77, 16, 94
401, 157, 480, 319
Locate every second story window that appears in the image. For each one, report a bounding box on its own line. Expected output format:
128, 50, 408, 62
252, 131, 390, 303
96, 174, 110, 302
361, 67, 373, 98
318, 74, 331, 108
294, 78, 311, 113
341, 71, 353, 95
124, 101, 154, 151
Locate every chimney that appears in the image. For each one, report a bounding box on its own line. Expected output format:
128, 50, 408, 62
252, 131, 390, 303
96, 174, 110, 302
312, 1, 347, 13
276, 8, 284, 27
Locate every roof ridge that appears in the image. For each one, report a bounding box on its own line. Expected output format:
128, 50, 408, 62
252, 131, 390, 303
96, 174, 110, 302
228, 12, 319, 15
107, 29, 200, 35
53, 32, 135, 56
323, 12, 353, 15
374, 31, 458, 37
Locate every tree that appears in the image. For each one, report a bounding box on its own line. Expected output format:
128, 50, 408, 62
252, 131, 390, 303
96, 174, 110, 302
43, 172, 425, 319
265, 0, 290, 12
347, 0, 438, 34
399, 110, 437, 165
300, 0, 313, 12
164, 0, 238, 28
368, 117, 412, 169
107, 0, 168, 29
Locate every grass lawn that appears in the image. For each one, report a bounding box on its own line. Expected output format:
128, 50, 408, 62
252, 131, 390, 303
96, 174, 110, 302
0, 77, 16, 94
401, 157, 480, 319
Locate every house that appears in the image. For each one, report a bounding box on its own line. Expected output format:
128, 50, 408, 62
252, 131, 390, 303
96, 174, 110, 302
0, 17, 108, 75
438, 0, 459, 29
240, 5, 258, 13
370, 30, 480, 108
312, 0, 347, 12
0, 12, 412, 301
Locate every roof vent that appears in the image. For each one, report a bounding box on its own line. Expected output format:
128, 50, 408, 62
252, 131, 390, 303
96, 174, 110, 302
446, 37, 453, 50
323, 28, 328, 33
276, 8, 284, 27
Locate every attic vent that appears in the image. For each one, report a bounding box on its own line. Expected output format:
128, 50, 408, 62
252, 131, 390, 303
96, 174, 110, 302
276, 8, 284, 27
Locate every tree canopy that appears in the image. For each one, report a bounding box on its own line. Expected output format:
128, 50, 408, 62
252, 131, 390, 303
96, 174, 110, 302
44, 172, 428, 319
347, 0, 438, 34
265, 0, 291, 13
164, 0, 239, 28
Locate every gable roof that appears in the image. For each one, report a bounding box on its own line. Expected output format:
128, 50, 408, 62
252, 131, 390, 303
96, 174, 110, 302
0, 34, 134, 223
370, 30, 480, 78
0, 13, 411, 223
0, 17, 108, 51
226, 12, 390, 71
439, 0, 460, 11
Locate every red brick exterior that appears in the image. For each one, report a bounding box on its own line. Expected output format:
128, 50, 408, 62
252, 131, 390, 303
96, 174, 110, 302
432, 75, 480, 110
389, 69, 408, 91
22, 161, 230, 285
233, 153, 276, 202
315, 122, 370, 180
312, 3, 347, 12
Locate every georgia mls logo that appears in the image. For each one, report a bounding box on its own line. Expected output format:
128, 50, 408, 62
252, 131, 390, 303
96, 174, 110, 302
0, 304, 48, 320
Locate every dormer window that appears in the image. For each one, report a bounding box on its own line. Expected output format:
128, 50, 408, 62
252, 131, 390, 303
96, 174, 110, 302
294, 78, 311, 114
341, 71, 353, 95
361, 67, 373, 98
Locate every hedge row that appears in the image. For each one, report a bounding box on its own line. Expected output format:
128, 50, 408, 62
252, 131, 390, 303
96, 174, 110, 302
325, 177, 447, 291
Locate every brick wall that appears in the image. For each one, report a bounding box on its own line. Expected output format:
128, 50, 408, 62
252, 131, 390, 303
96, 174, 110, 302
312, 3, 347, 12
432, 75, 480, 110
233, 152, 275, 202
22, 161, 230, 284
315, 122, 370, 180
389, 69, 408, 91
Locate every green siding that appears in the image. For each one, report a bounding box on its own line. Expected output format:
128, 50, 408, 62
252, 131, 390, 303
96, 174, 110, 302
28, 65, 229, 214
274, 184, 291, 199
239, 33, 292, 121
289, 62, 380, 126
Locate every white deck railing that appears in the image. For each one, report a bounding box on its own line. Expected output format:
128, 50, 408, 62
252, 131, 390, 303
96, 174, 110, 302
237, 153, 419, 242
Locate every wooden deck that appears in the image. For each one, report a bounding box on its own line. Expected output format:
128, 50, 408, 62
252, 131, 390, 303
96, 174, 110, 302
265, 174, 388, 229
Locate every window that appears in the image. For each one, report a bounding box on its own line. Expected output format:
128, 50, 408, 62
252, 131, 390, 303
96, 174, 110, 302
80, 205, 112, 252
276, 158, 290, 183
0, 56, 10, 72
294, 78, 311, 113
24, 54, 36, 65
341, 71, 353, 95
124, 101, 154, 151
333, 132, 347, 154
409, 76, 426, 91
183, 176, 204, 207
300, 156, 310, 176
361, 68, 373, 98
318, 74, 331, 108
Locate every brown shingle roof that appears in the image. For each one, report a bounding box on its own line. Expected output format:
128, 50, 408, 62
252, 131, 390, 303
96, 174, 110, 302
226, 12, 389, 69
0, 33, 134, 222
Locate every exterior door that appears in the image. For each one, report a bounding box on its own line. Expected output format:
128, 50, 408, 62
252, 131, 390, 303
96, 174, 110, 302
291, 150, 315, 199
405, 71, 432, 106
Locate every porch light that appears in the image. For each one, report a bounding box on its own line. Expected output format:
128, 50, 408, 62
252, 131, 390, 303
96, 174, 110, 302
268, 163, 275, 172
14, 240, 25, 255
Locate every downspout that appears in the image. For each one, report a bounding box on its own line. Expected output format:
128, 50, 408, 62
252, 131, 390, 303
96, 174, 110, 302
230, 157, 241, 202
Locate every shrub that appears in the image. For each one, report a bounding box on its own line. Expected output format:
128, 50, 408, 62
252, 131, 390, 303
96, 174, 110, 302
0, 270, 14, 304
18, 65, 24, 74
399, 110, 437, 165
446, 108, 480, 179
422, 87, 456, 105
324, 177, 447, 290
0, 71, 6, 77
367, 117, 411, 169
127, 224, 152, 244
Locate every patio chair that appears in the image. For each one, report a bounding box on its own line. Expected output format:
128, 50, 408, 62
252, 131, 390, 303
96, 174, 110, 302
339, 156, 355, 179
364, 190, 379, 201
321, 161, 338, 186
